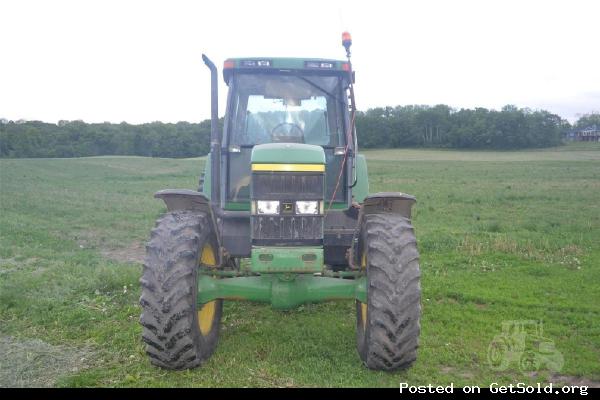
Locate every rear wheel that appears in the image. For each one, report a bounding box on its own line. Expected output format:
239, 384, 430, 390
356, 213, 421, 370
139, 210, 222, 369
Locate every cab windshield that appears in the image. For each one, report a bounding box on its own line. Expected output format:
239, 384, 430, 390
225, 72, 349, 205
229, 74, 346, 147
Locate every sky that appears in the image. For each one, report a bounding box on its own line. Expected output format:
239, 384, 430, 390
1, 0, 598, 124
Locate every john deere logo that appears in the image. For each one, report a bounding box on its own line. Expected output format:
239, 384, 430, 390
282, 202, 293, 213
487, 320, 564, 373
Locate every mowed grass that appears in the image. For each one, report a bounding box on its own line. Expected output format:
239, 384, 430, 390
0, 144, 599, 387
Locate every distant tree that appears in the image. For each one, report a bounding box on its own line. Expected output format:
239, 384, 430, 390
575, 112, 600, 129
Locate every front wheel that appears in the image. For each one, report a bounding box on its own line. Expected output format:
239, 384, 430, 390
139, 210, 222, 370
356, 213, 421, 370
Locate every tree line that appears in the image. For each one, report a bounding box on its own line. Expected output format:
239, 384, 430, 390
1, 105, 594, 158
355, 105, 573, 149
0, 119, 217, 158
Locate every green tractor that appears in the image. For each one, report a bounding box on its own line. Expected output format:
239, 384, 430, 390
139, 33, 421, 371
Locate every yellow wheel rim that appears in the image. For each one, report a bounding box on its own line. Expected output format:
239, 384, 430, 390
360, 302, 368, 331
198, 243, 216, 336
360, 250, 367, 331
198, 301, 216, 336
200, 243, 216, 266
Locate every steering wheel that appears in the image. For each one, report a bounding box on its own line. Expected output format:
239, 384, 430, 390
270, 122, 304, 143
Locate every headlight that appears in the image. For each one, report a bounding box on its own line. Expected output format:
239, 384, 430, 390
296, 200, 319, 215
256, 200, 280, 215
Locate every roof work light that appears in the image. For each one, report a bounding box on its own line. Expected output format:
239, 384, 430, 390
342, 31, 352, 54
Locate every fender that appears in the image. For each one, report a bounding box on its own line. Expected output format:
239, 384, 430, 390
348, 192, 416, 268
154, 189, 212, 214
154, 189, 222, 258
361, 192, 416, 219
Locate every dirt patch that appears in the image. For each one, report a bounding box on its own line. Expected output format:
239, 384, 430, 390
550, 374, 600, 388
0, 336, 93, 387
100, 241, 145, 264
72, 229, 103, 249
439, 366, 475, 379
71, 229, 145, 264
0, 257, 42, 275
528, 372, 600, 388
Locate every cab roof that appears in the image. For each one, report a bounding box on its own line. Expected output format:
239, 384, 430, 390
222, 57, 350, 84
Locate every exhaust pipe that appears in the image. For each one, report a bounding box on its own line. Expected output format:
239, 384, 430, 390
201, 54, 220, 206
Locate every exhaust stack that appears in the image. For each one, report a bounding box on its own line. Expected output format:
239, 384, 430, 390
201, 54, 220, 206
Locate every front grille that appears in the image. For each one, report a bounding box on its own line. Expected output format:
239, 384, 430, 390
252, 215, 322, 245
252, 172, 323, 200
251, 171, 324, 245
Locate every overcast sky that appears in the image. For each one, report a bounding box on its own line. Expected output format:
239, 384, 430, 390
1, 0, 598, 124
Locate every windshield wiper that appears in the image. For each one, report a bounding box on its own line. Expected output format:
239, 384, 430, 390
297, 76, 344, 107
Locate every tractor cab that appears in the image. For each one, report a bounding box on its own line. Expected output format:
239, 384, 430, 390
200, 57, 361, 264
220, 58, 353, 209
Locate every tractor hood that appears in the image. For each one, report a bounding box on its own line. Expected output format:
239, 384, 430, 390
251, 143, 325, 165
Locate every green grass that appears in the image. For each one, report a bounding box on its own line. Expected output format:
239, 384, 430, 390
1, 144, 599, 387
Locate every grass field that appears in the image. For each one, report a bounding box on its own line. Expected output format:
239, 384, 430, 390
1, 144, 599, 387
